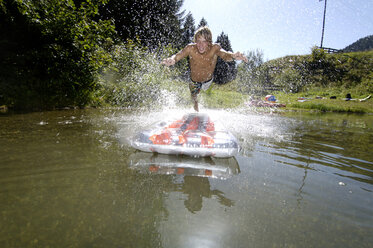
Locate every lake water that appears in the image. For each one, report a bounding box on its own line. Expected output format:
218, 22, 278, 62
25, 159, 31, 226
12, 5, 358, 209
1, 107, 372, 247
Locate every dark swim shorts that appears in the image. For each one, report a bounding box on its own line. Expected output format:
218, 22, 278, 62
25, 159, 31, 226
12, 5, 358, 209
189, 78, 213, 97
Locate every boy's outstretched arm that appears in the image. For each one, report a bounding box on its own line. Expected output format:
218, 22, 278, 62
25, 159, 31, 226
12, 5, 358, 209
233, 52, 248, 63
216, 45, 248, 63
161, 45, 191, 66
161, 55, 176, 66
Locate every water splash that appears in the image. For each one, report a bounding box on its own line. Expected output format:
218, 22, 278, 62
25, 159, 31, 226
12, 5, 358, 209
114, 106, 296, 157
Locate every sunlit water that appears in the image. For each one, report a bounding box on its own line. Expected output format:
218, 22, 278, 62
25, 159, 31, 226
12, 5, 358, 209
0, 107, 372, 247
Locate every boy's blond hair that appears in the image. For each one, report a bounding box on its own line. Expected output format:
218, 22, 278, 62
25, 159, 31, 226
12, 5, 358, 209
193, 26, 212, 43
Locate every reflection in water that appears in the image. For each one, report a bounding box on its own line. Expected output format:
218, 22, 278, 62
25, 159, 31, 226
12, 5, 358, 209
128, 152, 240, 179
182, 176, 234, 213
296, 163, 309, 207
128, 152, 237, 213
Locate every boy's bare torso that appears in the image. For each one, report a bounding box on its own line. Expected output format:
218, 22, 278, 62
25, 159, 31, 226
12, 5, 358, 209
188, 44, 219, 82
176, 43, 227, 82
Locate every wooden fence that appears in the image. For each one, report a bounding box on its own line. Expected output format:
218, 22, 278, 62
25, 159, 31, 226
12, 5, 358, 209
318, 47, 341, 54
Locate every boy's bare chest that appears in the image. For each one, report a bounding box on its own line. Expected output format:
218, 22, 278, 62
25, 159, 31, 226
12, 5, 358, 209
190, 51, 217, 66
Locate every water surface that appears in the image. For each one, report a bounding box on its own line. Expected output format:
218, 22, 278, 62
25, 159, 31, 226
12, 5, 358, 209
0, 108, 372, 247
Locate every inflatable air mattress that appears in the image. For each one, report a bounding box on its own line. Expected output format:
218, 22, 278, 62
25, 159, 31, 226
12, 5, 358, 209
130, 113, 239, 157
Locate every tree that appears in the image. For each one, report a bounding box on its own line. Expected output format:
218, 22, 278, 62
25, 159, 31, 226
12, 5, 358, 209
98, 0, 185, 49
213, 32, 237, 84
0, 0, 115, 109
197, 17, 208, 29
237, 49, 263, 92
178, 12, 195, 79
181, 12, 195, 47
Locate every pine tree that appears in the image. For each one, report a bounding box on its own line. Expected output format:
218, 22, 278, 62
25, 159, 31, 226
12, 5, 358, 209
178, 12, 195, 79
181, 12, 195, 47
214, 32, 237, 84
197, 17, 208, 29
98, 0, 185, 49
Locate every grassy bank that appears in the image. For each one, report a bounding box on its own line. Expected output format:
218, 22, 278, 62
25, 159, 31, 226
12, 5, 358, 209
273, 89, 372, 113
197, 86, 372, 114
200, 85, 248, 109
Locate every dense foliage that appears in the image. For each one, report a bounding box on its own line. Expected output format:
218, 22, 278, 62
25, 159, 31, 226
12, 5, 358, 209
98, 0, 185, 49
0, 0, 115, 109
0, 0, 206, 110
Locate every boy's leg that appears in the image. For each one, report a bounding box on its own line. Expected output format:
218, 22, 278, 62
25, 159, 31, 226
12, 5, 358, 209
189, 82, 202, 112
192, 95, 199, 112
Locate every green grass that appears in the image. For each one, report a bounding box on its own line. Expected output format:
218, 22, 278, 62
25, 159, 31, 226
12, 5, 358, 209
274, 90, 373, 113
192, 85, 373, 114
290, 101, 370, 113
200, 85, 248, 109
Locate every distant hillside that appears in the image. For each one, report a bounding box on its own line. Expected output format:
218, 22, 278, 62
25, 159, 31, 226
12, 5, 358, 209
342, 35, 373, 52
233, 49, 373, 95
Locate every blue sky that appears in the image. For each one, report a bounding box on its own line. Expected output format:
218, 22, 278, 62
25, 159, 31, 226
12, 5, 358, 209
181, 0, 373, 60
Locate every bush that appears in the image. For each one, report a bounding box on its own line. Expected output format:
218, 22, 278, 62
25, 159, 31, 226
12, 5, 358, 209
0, 0, 115, 110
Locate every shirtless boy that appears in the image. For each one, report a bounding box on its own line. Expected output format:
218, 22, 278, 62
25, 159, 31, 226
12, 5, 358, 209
161, 26, 248, 112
